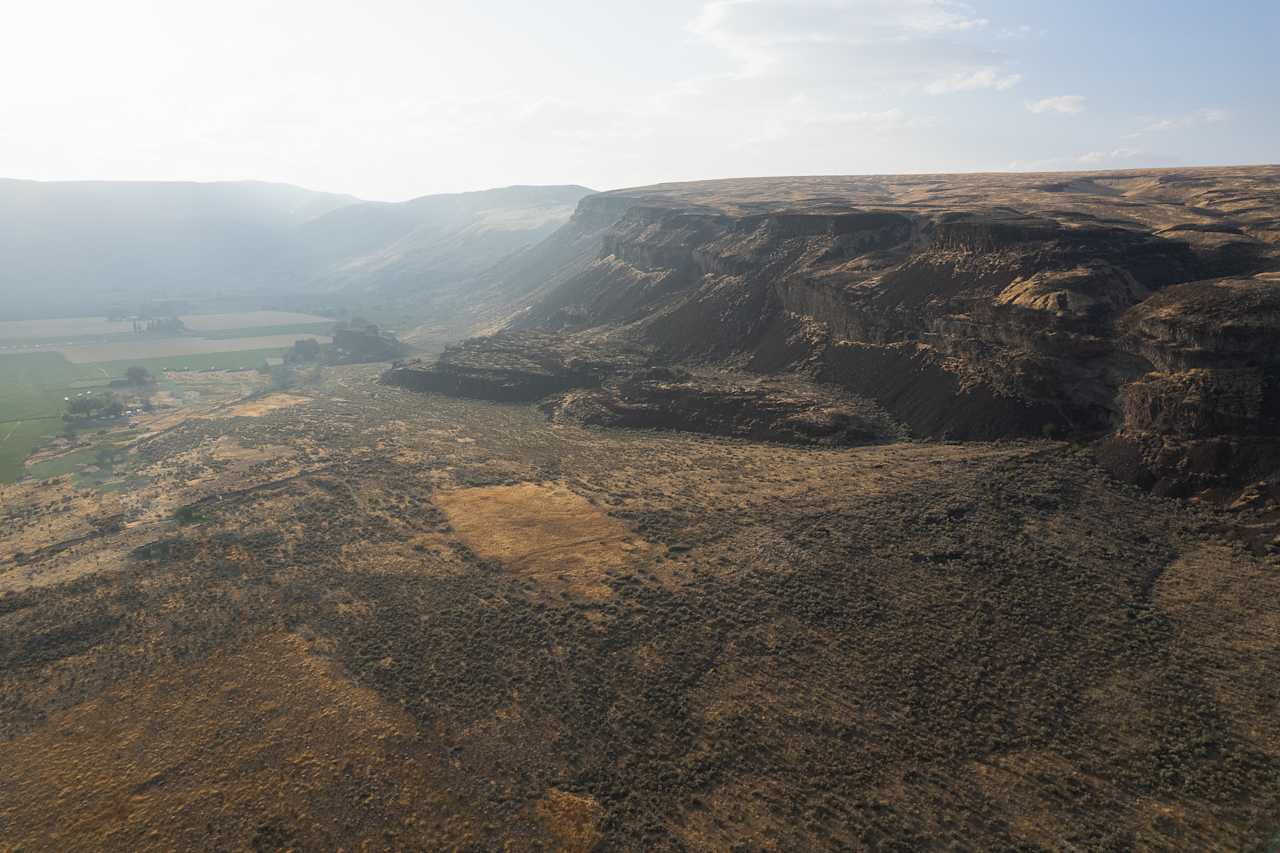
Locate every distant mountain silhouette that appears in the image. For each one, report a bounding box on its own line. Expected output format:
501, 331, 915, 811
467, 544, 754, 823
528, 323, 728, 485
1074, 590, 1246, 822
0, 179, 591, 319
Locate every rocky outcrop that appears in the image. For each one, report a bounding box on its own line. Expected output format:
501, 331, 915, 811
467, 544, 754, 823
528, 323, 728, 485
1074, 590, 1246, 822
331, 324, 407, 363
382, 331, 648, 402
544, 367, 905, 446
1095, 276, 1280, 494
393, 167, 1280, 491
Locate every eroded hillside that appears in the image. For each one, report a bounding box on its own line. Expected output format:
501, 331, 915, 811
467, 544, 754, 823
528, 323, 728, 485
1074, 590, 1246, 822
401, 166, 1280, 495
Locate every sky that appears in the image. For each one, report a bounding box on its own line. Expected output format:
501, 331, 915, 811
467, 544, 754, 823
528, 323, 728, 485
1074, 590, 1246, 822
2, 0, 1276, 201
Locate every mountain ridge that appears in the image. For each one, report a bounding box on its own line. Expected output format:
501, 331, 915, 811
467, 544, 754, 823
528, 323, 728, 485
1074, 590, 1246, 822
0, 179, 593, 320
393, 164, 1280, 498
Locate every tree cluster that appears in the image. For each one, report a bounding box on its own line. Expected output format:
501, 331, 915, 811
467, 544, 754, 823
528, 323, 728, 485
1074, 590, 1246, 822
64, 393, 124, 421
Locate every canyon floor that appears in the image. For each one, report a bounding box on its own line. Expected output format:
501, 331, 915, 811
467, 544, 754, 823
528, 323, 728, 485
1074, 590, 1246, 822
2, 364, 1278, 851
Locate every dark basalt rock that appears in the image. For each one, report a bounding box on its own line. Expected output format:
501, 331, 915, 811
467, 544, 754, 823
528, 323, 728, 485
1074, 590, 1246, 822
543, 367, 906, 446
382, 331, 648, 402
394, 167, 1280, 492
1097, 277, 1280, 494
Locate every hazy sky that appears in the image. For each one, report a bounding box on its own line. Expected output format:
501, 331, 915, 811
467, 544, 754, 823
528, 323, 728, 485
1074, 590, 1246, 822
3, 0, 1276, 200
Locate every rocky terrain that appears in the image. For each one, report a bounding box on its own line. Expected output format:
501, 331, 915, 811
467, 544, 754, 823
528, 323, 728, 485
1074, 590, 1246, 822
1101, 274, 1280, 493
3, 365, 1279, 850
384, 331, 649, 402
385, 334, 904, 446
398, 167, 1280, 496
544, 367, 906, 447
4, 167, 1280, 851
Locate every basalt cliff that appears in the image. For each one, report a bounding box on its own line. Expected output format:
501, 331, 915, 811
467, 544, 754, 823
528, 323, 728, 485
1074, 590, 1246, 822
389, 166, 1280, 496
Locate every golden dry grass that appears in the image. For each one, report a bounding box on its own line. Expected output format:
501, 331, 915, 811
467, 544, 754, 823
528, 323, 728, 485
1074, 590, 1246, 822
0, 634, 487, 852
215, 393, 312, 418
533, 788, 604, 852
968, 750, 1226, 852
434, 480, 652, 599
1156, 544, 1280, 757
208, 435, 292, 463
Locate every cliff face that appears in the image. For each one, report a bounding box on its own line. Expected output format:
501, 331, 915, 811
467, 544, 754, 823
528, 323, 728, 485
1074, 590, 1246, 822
1097, 275, 1280, 493
393, 167, 1280, 490
544, 366, 908, 446
399, 192, 620, 348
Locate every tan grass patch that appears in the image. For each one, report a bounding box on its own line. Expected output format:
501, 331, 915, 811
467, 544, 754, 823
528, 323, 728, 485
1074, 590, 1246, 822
208, 435, 291, 463
0, 634, 483, 852
534, 789, 604, 853
0, 537, 136, 595
970, 750, 1231, 851
216, 392, 311, 418
339, 536, 465, 577
434, 481, 649, 599
1155, 544, 1280, 756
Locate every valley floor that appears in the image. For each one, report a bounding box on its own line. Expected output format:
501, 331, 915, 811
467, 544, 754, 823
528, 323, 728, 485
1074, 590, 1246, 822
1, 365, 1277, 850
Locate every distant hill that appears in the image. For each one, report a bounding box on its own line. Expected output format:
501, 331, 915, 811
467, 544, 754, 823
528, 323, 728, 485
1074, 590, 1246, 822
0, 179, 357, 319
400, 191, 627, 347
282, 184, 592, 292
0, 179, 592, 320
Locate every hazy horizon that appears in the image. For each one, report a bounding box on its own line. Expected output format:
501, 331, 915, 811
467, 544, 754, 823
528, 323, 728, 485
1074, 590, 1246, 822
7, 158, 1280, 206
5, 0, 1276, 202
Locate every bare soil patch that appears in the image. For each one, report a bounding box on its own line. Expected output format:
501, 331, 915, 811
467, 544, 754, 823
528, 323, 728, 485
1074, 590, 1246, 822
208, 435, 292, 463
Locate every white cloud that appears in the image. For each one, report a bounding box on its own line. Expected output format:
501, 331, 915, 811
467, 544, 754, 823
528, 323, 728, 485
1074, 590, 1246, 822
1076, 147, 1144, 164
1139, 107, 1229, 133
689, 0, 991, 53
800, 107, 935, 130
687, 0, 1020, 98
1026, 95, 1086, 114
1008, 147, 1151, 171
996, 24, 1042, 39
925, 67, 1022, 94
667, 0, 1018, 153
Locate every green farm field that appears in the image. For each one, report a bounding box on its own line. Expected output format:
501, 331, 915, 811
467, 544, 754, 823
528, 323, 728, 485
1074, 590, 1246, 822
0, 346, 290, 482
0, 353, 104, 482
195, 322, 332, 340
91, 346, 290, 375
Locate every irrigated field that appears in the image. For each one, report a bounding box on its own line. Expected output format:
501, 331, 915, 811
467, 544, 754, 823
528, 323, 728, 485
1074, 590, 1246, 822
0, 353, 106, 482
10, 334, 327, 364
0, 349, 295, 483
0, 312, 348, 482
0, 311, 331, 342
